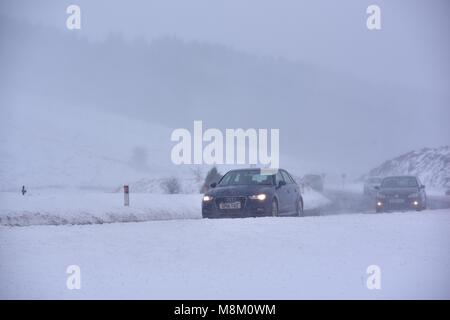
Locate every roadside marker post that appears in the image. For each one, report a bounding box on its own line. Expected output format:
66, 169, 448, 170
124, 185, 130, 206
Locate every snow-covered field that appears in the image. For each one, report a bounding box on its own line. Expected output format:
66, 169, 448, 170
0, 189, 329, 226
0, 192, 202, 226
0, 209, 449, 299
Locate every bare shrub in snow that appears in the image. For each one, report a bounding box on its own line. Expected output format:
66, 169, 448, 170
201, 167, 222, 193
191, 166, 204, 183
160, 177, 181, 194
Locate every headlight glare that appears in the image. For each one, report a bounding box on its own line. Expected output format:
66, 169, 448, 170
249, 194, 267, 201
203, 195, 213, 202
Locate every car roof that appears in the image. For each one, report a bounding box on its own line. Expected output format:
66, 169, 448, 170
226, 168, 286, 174
382, 175, 418, 181
383, 175, 417, 179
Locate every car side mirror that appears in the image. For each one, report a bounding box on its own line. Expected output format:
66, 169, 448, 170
210, 182, 217, 188
278, 180, 286, 188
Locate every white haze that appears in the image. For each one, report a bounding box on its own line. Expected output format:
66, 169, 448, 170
0, 0, 449, 189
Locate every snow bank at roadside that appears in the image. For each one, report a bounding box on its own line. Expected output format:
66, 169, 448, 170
0, 193, 202, 226
0, 189, 330, 226
1, 209, 449, 299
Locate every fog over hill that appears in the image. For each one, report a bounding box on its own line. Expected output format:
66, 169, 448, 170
362, 146, 450, 188
1, 16, 449, 189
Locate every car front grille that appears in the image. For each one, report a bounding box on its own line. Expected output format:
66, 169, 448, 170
215, 196, 247, 212
385, 194, 408, 200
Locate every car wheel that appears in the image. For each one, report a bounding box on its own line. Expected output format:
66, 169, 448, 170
271, 199, 279, 217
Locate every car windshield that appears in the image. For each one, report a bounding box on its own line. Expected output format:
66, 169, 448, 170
381, 177, 418, 188
219, 170, 274, 186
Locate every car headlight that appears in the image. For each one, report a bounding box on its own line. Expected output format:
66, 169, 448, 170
408, 192, 419, 198
203, 195, 213, 202
249, 194, 267, 201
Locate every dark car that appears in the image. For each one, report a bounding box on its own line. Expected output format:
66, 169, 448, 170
375, 175, 427, 213
302, 174, 324, 192
202, 168, 303, 218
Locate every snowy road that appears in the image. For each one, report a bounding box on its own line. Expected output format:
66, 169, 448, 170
0, 190, 330, 226
321, 189, 450, 215
1, 209, 449, 299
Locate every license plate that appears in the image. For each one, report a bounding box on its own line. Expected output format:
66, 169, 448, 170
389, 198, 405, 204
219, 201, 241, 210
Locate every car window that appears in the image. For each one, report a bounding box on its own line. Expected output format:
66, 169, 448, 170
219, 173, 233, 185
416, 177, 422, 186
381, 177, 418, 188
285, 171, 296, 183
219, 170, 274, 186
281, 171, 293, 184
275, 171, 284, 185
289, 173, 297, 184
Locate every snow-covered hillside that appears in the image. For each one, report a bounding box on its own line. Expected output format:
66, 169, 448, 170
362, 146, 450, 188
3, 17, 449, 178
0, 102, 196, 191
0, 102, 313, 194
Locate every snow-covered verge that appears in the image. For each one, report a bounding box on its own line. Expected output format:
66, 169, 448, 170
0, 193, 202, 226
0, 189, 329, 226
0, 209, 449, 299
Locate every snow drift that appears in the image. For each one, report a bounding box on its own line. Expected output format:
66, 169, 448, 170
1, 209, 449, 299
0, 189, 329, 226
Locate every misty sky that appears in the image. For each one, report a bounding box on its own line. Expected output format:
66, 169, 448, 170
1, 0, 449, 178
2, 0, 449, 93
